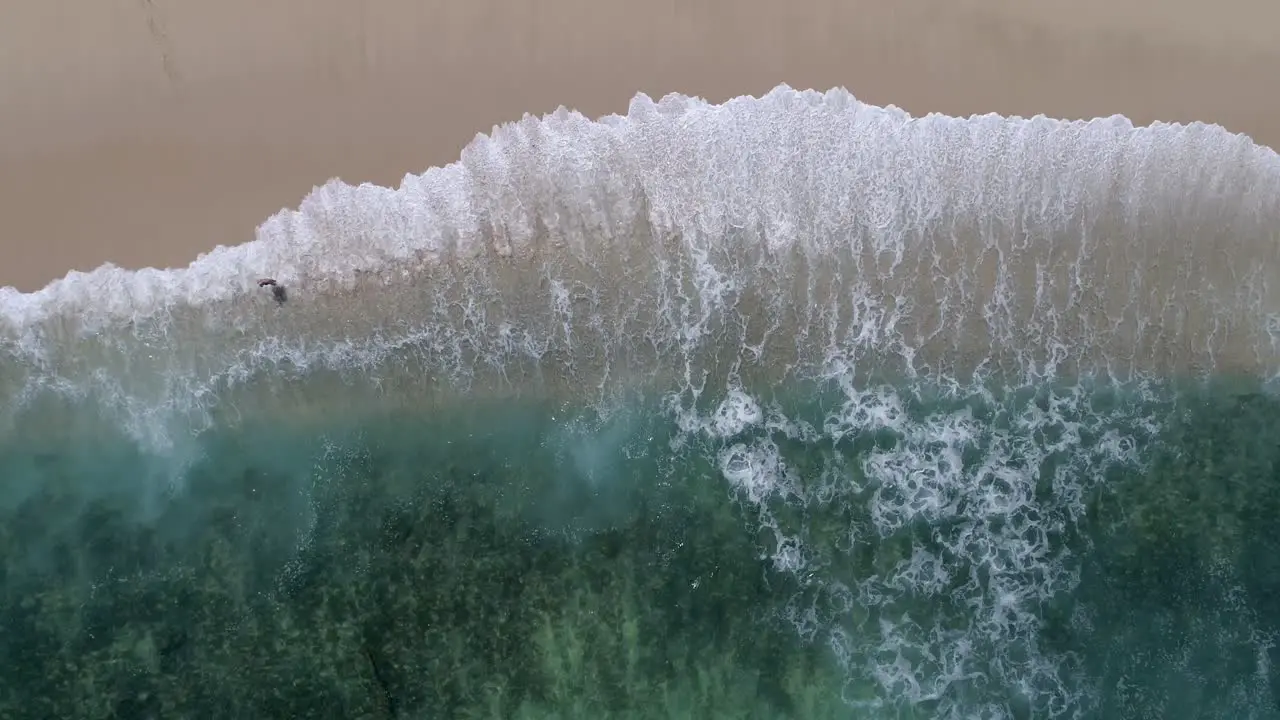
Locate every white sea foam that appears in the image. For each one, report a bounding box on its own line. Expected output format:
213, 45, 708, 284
1, 84, 1276, 378
684, 378, 1161, 718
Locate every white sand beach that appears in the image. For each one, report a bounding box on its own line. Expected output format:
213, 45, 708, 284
2, 0, 1278, 291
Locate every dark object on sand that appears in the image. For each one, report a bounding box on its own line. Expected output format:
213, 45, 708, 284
257, 278, 287, 304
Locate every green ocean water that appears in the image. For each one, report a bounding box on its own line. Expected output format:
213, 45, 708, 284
3, 86, 1280, 718
2, 377, 1278, 718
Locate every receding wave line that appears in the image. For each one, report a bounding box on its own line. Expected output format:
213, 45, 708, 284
2, 84, 1279, 448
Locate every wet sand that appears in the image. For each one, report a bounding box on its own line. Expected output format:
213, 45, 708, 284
2, 0, 1278, 292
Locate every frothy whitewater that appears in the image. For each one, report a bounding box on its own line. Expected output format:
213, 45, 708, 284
1, 86, 1278, 719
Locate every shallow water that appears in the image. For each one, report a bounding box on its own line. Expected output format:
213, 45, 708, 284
1, 86, 1279, 718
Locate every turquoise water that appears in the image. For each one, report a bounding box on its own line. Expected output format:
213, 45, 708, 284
2, 86, 1280, 718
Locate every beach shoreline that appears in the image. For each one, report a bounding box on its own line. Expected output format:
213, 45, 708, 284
3, 0, 1280, 292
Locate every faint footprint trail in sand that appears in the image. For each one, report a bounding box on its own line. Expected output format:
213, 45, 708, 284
138, 0, 181, 90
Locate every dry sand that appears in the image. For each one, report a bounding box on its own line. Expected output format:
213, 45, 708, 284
2, 0, 1278, 292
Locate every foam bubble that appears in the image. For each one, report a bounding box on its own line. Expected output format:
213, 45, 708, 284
709, 389, 763, 438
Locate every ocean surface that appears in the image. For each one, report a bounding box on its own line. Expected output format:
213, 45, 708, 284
2, 85, 1280, 719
